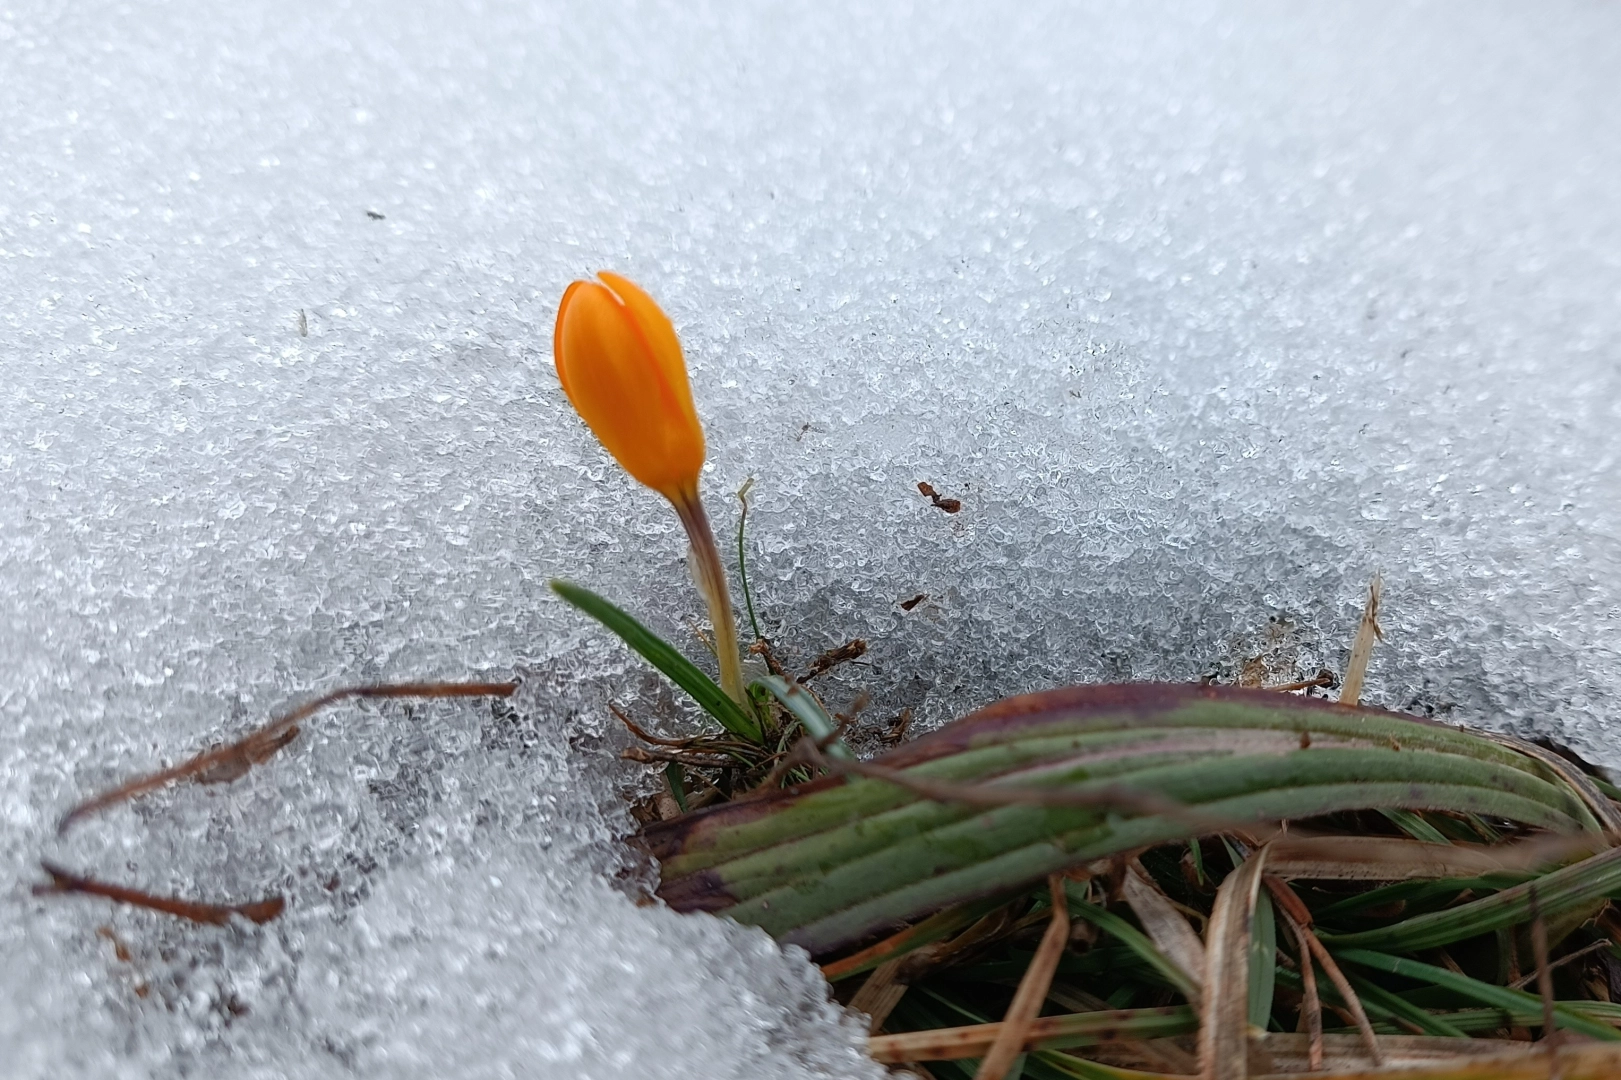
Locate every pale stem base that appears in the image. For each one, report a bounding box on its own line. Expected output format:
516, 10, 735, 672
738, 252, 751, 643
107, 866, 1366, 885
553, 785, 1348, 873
673, 491, 748, 707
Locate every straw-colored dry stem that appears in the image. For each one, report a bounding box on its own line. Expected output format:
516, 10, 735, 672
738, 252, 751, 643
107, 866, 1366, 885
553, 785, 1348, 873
848, 958, 908, 1033
975, 875, 1070, 1080
674, 492, 748, 706
1339, 573, 1383, 707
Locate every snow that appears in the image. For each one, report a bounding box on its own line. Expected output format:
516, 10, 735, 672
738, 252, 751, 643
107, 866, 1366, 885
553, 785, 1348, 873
4, 0, 1620, 1074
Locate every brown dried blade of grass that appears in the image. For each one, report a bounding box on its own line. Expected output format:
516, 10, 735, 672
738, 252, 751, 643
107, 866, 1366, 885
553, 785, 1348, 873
41, 680, 517, 922
973, 874, 1071, 1080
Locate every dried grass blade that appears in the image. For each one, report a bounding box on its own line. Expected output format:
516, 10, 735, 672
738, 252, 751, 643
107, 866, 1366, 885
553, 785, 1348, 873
1250, 1042, 1621, 1080
1338, 574, 1382, 707
1070, 886, 1205, 1004
1250, 1033, 1563, 1071
849, 957, 909, 1033
1264, 877, 1324, 1071
975, 874, 1070, 1080
866, 1005, 1197, 1064
1266, 833, 1599, 881
1123, 859, 1207, 1008
821, 894, 1012, 981
58, 680, 517, 833
1200, 842, 1270, 1080
1301, 939, 1385, 1060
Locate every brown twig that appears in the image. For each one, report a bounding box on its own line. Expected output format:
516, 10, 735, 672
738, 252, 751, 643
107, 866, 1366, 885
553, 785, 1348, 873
732, 738, 815, 800
801, 639, 868, 683
621, 746, 739, 770
610, 702, 700, 748
1266, 672, 1336, 694
58, 680, 518, 834
1507, 939, 1613, 991
34, 861, 285, 926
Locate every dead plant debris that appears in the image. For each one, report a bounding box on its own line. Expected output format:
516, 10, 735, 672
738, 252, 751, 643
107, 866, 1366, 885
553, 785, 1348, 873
918, 481, 963, 513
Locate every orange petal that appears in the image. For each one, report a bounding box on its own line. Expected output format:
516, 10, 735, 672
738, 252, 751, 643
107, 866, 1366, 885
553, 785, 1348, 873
553, 279, 586, 399
597, 271, 692, 411
554, 276, 706, 499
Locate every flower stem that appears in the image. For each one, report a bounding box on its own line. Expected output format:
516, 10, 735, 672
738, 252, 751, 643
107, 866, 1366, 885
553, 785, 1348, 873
673, 489, 748, 709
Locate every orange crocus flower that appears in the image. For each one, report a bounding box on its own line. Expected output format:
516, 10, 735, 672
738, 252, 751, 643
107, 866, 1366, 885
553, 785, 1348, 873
553, 271, 706, 505
553, 272, 746, 705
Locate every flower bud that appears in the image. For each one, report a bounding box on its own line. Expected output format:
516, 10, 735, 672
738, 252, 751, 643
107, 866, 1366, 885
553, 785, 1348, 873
553, 272, 705, 503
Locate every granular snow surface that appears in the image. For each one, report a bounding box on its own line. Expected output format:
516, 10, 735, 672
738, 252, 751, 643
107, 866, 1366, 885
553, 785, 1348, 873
4, 1, 1620, 1075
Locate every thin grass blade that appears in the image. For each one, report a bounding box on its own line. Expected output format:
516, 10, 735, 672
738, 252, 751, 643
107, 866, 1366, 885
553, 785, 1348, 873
550, 579, 761, 741
1321, 846, 1621, 953
751, 675, 854, 760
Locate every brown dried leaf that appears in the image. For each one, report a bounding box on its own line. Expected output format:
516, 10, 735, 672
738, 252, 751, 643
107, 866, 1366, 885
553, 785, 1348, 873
1200, 843, 1270, 1080
1123, 859, 1207, 1008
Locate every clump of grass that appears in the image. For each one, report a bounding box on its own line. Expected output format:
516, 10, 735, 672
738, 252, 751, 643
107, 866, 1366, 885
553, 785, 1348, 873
565, 520, 1621, 1079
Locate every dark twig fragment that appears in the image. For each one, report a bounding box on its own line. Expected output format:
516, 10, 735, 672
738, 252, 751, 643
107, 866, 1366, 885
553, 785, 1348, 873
916, 482, 961, 513
801, 639, 868, 683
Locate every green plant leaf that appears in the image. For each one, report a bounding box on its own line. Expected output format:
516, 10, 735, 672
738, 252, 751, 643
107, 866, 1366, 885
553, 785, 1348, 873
735, 478, 764, 643
1321, 846, 1621, 953
1333, 947, 1621, 1041
1064, 887, 1202, 1002
664, 762, 688, 813
1248, 887, 1277, 1030
750, 674, 855, 760
1379, 807, 1452, 845
550, 579, 762, 742
645, 684, 1609, 954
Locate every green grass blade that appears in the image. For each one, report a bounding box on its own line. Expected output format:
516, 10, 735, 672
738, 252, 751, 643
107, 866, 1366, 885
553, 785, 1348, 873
912, 987, 1198, 1051
1321, 846, 1621, 952
1333, 948, 1621, 1041
550, 579, 761, 742
648, 685, 1612, 952
1249, 888, 1277, 1030
1273, 965, 1465, 1036
1342, 972, 1473, 1037
1311, 875, 1529, 923
751, 675, 854, 760
735, 478, 764, 643
664, 762, 688, 813
1379, 808, 1451, 845
1063, 887, 1201, 1002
